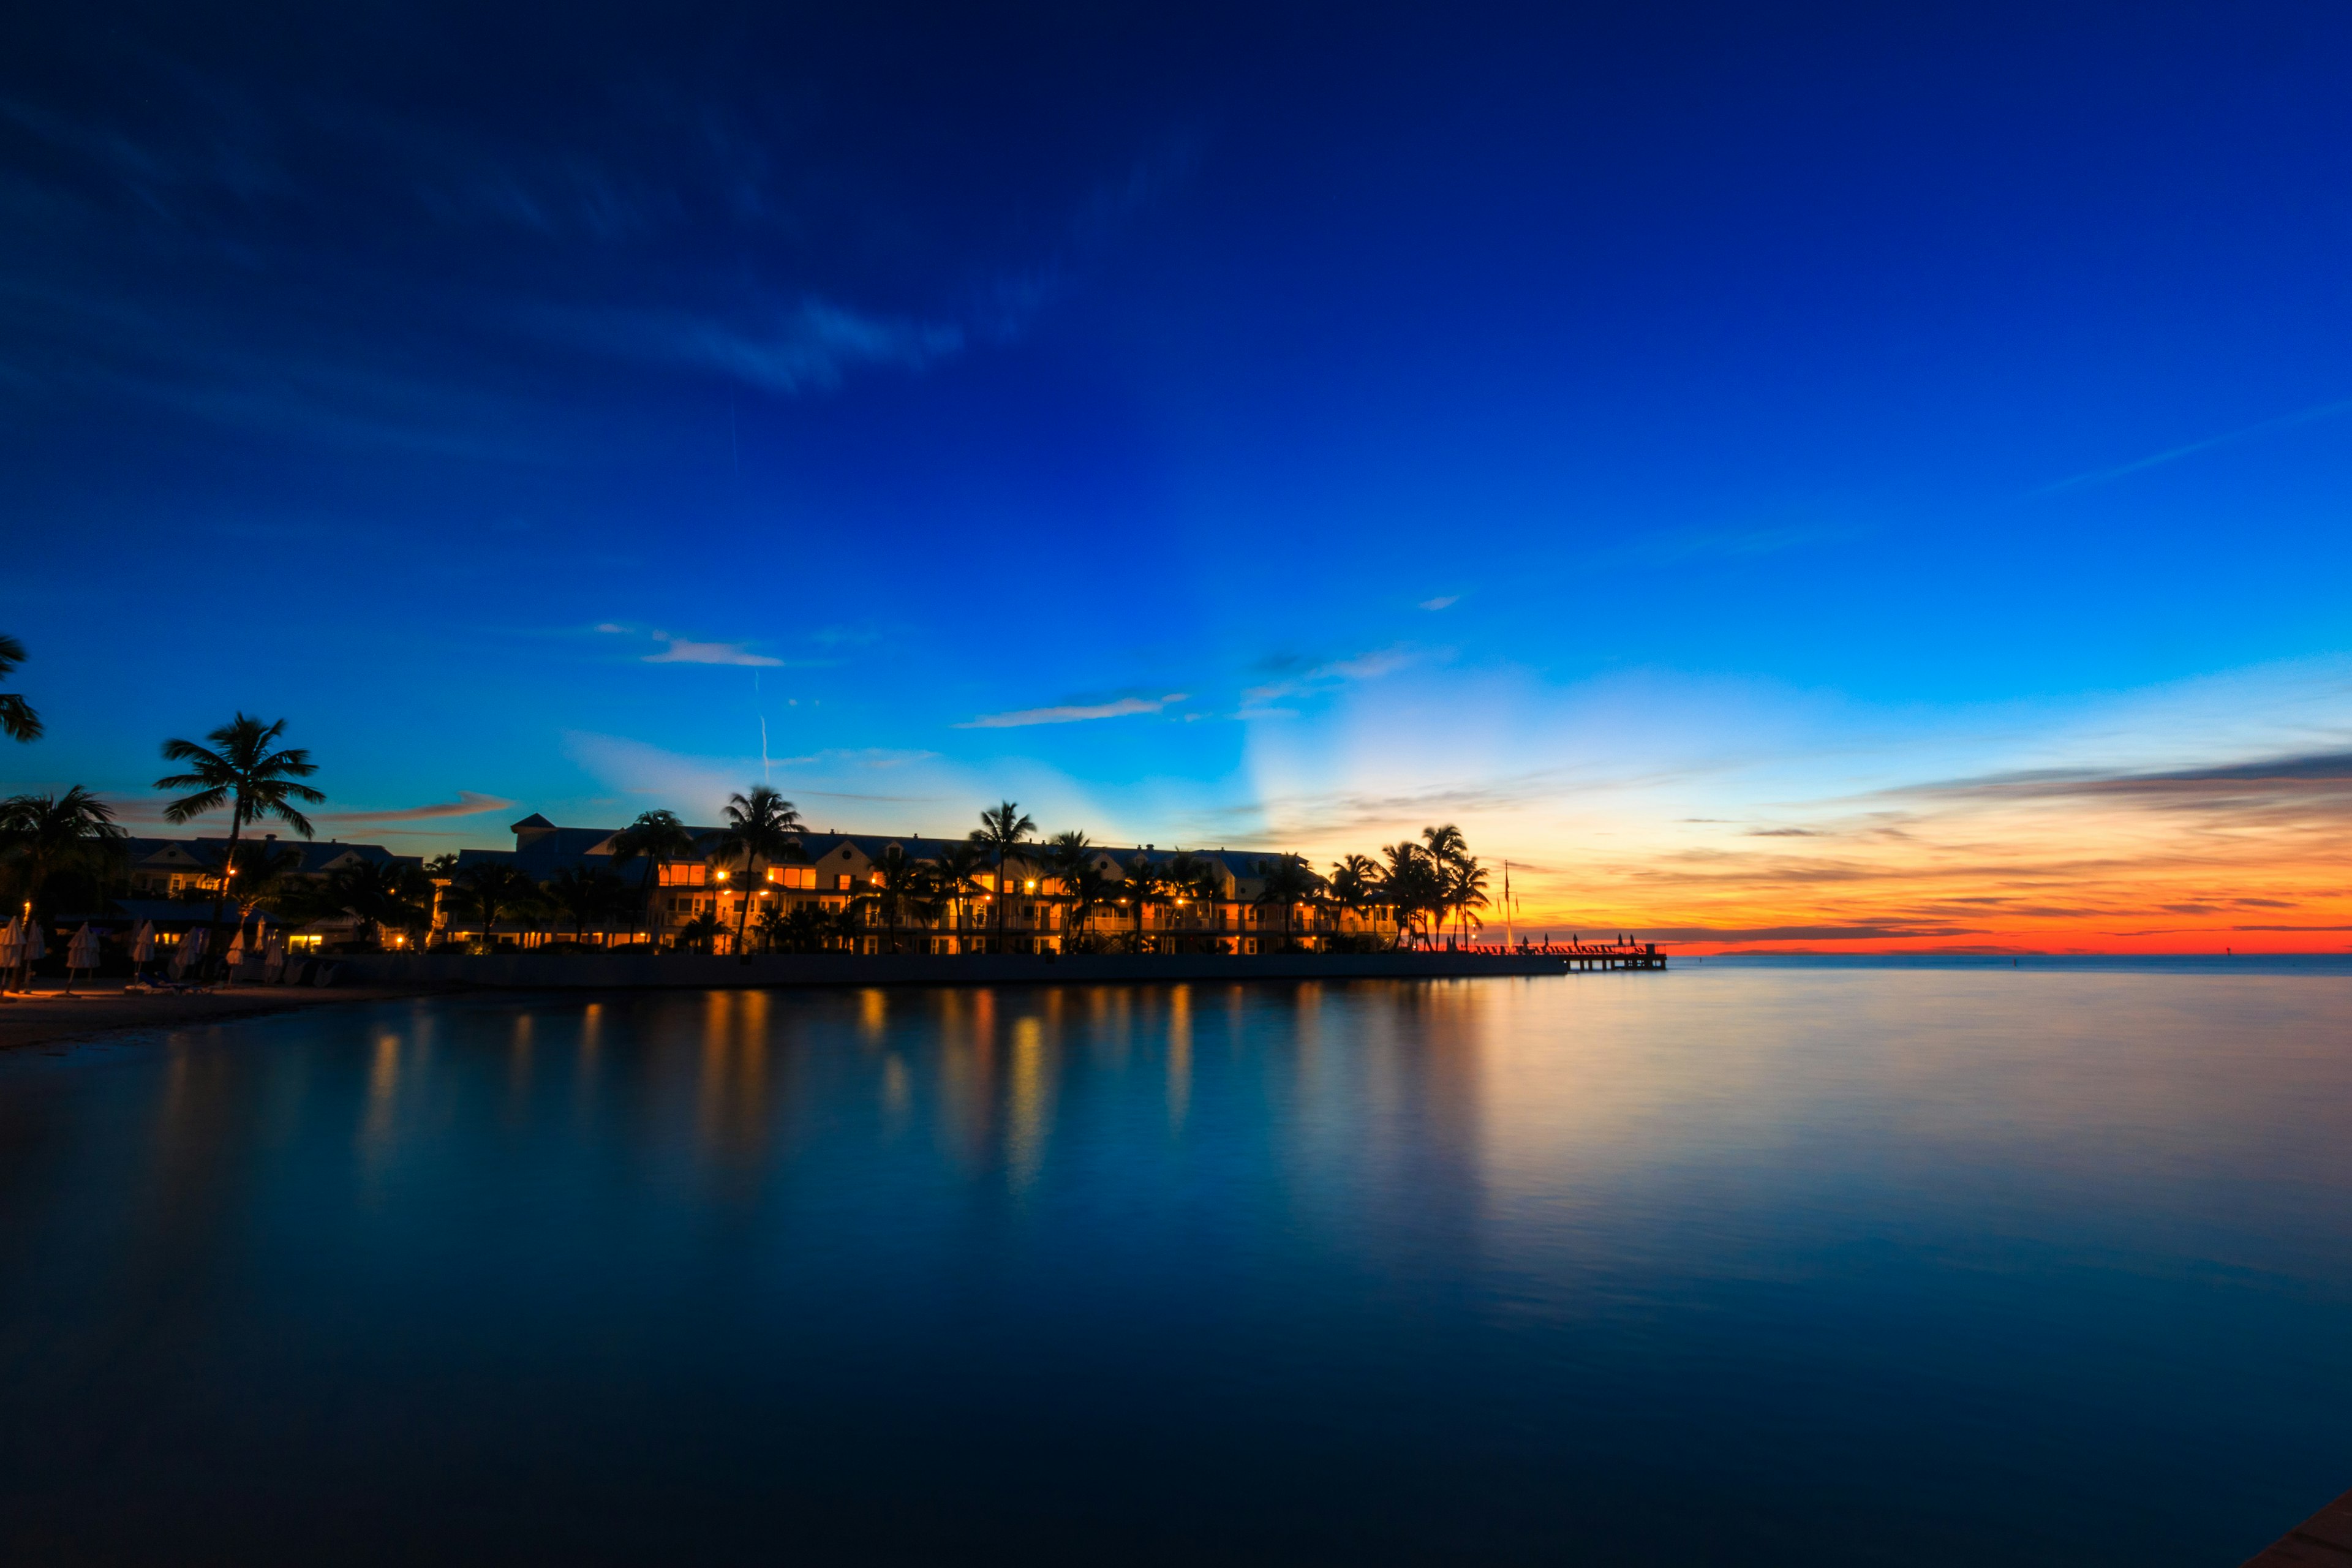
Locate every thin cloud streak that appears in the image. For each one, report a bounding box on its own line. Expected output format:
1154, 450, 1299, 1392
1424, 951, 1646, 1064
959, 694, 1186, 729
320, 791, 516, 824
2034, 396, 2352, 495
644, 638, 785, 667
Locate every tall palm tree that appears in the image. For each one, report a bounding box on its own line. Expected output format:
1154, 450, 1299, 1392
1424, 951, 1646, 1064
970, 801, 1035, 955
0, 786, 127, 917
712, 785, 803, 960
1120, 852, 1166, 953
604, 809, 699, 944
1044, 830, 1107, 949
870, 845, 939, 954
0, 633, 40, 743
453, 861, 539, 951
752, 902, 790, 954
929, 839, 987, 953
1378, 841, 1443, 949
1446, 856, 1491, 946
1421, 823, 1468, 872
1328, 853, 1380, 944
155, 715, 323, 981
1253, 854, 1324, 950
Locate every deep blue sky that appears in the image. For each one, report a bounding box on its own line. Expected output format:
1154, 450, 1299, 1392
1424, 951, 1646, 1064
4, 2, 2350, 889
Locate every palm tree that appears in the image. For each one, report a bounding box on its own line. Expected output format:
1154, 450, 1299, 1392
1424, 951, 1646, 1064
1420, 823, 1468, 871
325, 858, 436, 949
0, 786, 127, 918
1119, 852, 1166, 953
1044, 830, 1108, 949
1253, 854, 1324, 950
155, 715, 324, 980
929, 839, 987, 953
870, 845, 939, 954
676, 910, 725, 953
0, 633, 40, 743
1328, 853, 1380, 945
453, 861, 539, 951
712, 785, 803, 960
752, 902, 790, 954
1445, 856, 1491, 946
1378, 842, 1444, 949
781, 901, 832, 954
970, 801, 1035, 955
604, 810, 699, 944
544, 865, 627, 945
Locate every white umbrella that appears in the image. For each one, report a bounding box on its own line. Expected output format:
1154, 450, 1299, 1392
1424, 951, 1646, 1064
20, 921, 43, 964
225, 921, 248, 966
131, 921, 156, 963
0, 917, 18, 992
170, 925, 206, 981
64, 922, 98, 996
261, 930, 287, 983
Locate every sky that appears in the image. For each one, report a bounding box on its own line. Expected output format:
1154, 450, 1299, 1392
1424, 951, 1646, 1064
3, 1, 2350, 952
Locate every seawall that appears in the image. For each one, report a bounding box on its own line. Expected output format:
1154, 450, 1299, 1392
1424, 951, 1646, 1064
328, 948, 1663, 990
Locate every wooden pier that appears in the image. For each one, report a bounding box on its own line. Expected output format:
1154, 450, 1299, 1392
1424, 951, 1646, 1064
1430, 940, 1668, 971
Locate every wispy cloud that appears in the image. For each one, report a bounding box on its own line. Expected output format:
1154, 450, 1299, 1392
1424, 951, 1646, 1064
1240, 647, 1414, 715
2034, 396, 2352, 495
320, 791, 515, 824
1894, 748, 2352, 816
1419, 595, 1460, 611
644, 637, 785, 668
575, 296, 966, 394
959, 693, 1186, 729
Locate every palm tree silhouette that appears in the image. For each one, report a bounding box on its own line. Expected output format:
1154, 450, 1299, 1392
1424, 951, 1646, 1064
676, 910, 725, 953
0, 634, 40, 744
970, 801, 1035, 955
1253, 854, 1324, 950
1445, 856, 1490, 946
1327, 853, 1380, 946
154, 715, 324, 981
0, 786, 127, 919
1120, 852, 1166, 953
453, 862, 539, 951
1044, 830, 1106, 949
871, 844, 938, 954
323, 858, 435, 949
711, 786, 803, 960
929, 840, 987, 953
606, 810, 698, 945
752, 902, 790, 954
545, 865, 627, 945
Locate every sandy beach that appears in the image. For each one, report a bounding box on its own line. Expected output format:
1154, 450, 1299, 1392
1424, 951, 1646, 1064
0, 984, 443, 1053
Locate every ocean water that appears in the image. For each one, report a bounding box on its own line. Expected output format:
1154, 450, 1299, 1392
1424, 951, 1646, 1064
2, 965, 2348, 1564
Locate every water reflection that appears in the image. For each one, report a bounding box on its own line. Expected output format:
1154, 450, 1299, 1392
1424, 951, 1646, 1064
6, 970, 2352, 1566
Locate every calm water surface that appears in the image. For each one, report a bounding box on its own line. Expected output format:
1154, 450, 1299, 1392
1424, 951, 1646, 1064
4, 965, 2350, 1564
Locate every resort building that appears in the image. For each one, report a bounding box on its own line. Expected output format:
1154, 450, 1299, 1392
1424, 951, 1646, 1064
442, 813, 1398, 954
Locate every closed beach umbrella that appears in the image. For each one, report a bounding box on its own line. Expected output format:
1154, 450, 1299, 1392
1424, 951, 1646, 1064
225, 922, 248, 965
0, 918, 18, 986
172, 925, 206, 979
132, 921, 156, 963
69, 923, 99, 968
21, 921, 44, 963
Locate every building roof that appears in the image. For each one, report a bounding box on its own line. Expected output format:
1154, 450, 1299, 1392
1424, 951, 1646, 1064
476, 815, 1297, 894
119, 835, 418, 875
